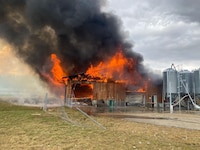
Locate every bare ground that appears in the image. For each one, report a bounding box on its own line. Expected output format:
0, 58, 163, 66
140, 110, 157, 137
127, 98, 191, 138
96, 111, 200, 130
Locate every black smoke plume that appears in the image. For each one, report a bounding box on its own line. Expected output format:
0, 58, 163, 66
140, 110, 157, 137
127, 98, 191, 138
0, 0, 144, 87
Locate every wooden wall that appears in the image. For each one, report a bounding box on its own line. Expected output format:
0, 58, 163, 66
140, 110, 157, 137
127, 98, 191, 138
92, 82, 126, 101
65, 81, 126, 101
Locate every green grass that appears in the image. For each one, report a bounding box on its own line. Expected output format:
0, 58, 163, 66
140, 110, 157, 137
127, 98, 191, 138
0, 99, 200, 150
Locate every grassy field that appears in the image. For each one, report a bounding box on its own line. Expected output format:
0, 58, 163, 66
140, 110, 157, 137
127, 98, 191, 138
0, 100, 200, 150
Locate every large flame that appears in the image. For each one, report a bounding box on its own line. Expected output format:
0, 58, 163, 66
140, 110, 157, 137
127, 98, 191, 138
49, 54, 66, 86
85, 50, 147, 92
48, 51, 146, 94
86, 50, 136, 84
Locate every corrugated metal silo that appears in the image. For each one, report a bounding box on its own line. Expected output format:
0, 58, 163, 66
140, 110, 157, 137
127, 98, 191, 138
179, 70, 193, 94
163, 68, 178, 96
193, 69, 200, 94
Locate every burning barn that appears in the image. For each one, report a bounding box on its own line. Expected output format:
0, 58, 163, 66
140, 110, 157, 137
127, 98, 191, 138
63, 73, 126, 106
62, 70, 163, 108
0, 0, 162, 108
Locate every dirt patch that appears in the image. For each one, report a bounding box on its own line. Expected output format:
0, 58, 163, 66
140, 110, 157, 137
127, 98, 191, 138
96, 111, 200, 130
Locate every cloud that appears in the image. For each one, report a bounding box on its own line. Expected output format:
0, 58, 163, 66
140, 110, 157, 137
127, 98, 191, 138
157, 0, 200, 23
107, 0, 200, 71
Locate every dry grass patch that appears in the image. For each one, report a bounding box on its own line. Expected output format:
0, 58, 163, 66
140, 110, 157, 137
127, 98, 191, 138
0, 100, 200, 150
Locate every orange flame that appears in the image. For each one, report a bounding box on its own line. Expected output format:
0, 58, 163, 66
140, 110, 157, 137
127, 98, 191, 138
86, 50, 148, 92
50, 54, 66, 86
136, 79, 148, 92
86, 50, 134, 83
48, 51, 146, 94
137, 88, 146, 93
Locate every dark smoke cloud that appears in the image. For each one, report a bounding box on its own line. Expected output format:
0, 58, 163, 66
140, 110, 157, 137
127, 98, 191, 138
0, 0, 143, 83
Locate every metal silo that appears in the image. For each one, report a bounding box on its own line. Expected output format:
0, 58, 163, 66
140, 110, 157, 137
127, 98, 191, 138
193, 69, 200, 94
179, 70, 193, 94
163, 68, 178, 96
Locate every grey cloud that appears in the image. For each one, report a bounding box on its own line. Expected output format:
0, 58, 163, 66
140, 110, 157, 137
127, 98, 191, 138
108, 0, 200, 71
158, 0, 200, 23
